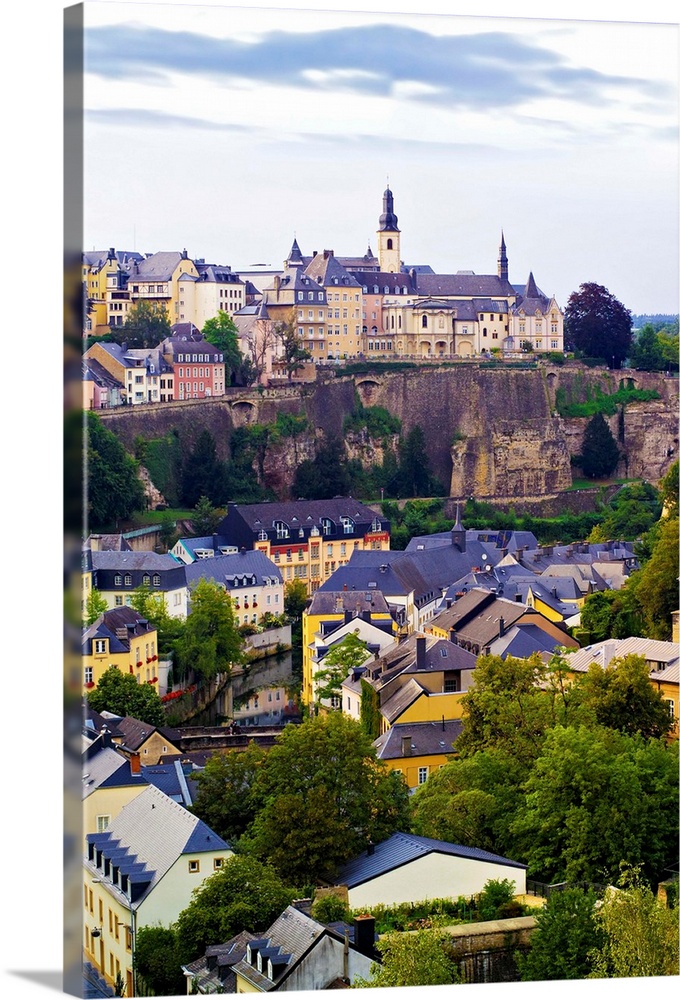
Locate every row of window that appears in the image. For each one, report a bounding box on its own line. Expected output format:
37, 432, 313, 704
113, 573, 161, 587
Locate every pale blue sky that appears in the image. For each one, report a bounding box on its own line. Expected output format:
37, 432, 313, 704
80, 1, 679, 315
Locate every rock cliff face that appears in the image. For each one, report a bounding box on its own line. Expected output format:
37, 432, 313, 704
97, 366, 678, 501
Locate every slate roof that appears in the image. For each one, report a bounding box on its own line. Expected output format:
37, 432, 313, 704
90, 550, 186, 592
430, 589, 528, 648
85, 534, 133, 552
106, 715, 181, 752
184, 550, 282, 590
305, 251, 363, 288
130, 250, 184, 280
83, 358, 123, 389
219, 499, 387, 543
82, 607, 155, 655
141, 759, 199, 807
81, 747, 148, 799
488, 623, 567, 661
232, 906, 335, 992
319, 554, 435, 608
85, 785, 230, 908
565, 637, 679, 683
352, 272, 416, 293
307, 590, 391, 617
379, 678, 425, 725
411, 273, 516, 298
182, 931, 257, 994
373, 720, 463, 761
337, 832, 527, 889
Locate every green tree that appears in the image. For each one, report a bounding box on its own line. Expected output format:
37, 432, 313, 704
632, 515, 679, 638
275, 309, 312, 381
174, 856, 296, 962
86, 413, 146, 528
310, 892, 350, 924
293, 437, 351, 500
157, 509, 178, 550
190, 743, 266, 844
83, 588, 108, 626
391, 425, 442, 498
576, 653, 674, 740
202, 309, 243, 383
134, 925, 186, 997
660, 459, 679, 517
579, 412, 620, 479
241, 713, 410, 884
410, 749, 527, 860
180, 429, 229, 508
86, 666, 166, 726
628, 323, 666, 371
588, 481, 661, 542
191, 495, 224, 537
130, 584, 185, 657
511, 725, 679, 885
564, 282, 633, 367
590, 870, 680, 978
110, 299, 171, 349
353, 929, 461, 988
518, 887, 604, 981
284, 578, 309, 623
313, 632, 370, 707
175, 578, 243, 683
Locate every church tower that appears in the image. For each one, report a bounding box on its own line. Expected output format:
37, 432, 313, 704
497, 231, 508, 282
377, 185, 401, 273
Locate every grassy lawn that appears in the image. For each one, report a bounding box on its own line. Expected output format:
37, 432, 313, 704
567, 477, 641, 491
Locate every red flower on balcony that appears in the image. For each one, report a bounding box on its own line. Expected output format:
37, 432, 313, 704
146, 657, 152, 663
136, 660, 143, 667
253, 601, 258, 608
151, 654, 158, 661
84, 681, 95, 689
129, 666, 134, 673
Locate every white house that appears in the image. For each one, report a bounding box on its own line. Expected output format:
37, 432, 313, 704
335, 832, 527, 911
183, 549, 284, 628
83, 785, 232, 996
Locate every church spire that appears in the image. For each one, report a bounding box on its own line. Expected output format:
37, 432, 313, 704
451, 501, 466, 552
497, 230, 508, 281
378, 185, 400, 232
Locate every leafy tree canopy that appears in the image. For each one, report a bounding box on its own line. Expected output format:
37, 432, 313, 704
564, 282, 633, 367
590, 867, 680, 979
353, 929, 461, 988
83, 588, 108, 626
579, 411, 620, 479
130, 585, 185, 657
180, 429, 229, 508
110, 299, 171, 349
284, 578, 309, 622
275, 309, 312, 380
202, 310, 243, 381
576, 653, 674, 741
240, 713, 410, 884
628, 323, 667, 371
174, 855, 296, 962
313, 631, 371, 706
86, 666, 166, 727
87, 414, 146, 529
511, 725, 678, 885
629, 514, 679, 639
518, 887, 604, 981
190, 743, 266, 845
191, 495, 224, 537
175, 578, 243, 683
134, 925, 186, 997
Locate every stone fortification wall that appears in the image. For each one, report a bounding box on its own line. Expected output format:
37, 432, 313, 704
96, 367, 677, 501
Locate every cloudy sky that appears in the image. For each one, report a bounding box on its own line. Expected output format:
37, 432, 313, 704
77, 1, 679, 315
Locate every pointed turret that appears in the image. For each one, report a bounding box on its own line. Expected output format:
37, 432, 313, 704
376, 184, 401, 273
451, 501, 466, 552
497, 231, 508, 281
523, 271, 540, 299
285, 237, 304, 268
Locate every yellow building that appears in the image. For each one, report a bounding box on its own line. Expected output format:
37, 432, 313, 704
302, 590, 395, 706
82, 606, 160, 695
372, 719, 462, 789
84, 785, 232, 996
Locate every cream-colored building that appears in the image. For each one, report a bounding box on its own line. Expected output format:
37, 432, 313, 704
84, 785, 232, 997
335, 831, 527, 910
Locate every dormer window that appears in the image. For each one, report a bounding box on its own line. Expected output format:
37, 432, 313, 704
341, 516, 354, 534
274, 520, 290, 540
124, 574, 132, 587
320, 517, 333, 536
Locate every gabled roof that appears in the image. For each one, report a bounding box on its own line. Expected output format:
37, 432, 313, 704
373, 720, 463, 761
106, 714, 181, 751
412, 273, 516, 298
182, 931, 257, 994
337, 832, 526, 889
307, 590, 391, 617
379, 677, 426, 725
81, 747, 148, 799
221, 498, 386, 535
183, 550, 282, 590
232, 906, 347, 992
85, 785, 230, 908
305, 251, 362, 288
565, 637, 679, 683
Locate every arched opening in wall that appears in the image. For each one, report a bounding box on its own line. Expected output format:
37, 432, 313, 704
355, 378, 381, 406
421, 315, 428, 329
458, 340, 473, 357
435, 340, 447, 357
619, 377, 639, 390
387, 238, 393, 250
546, 372, 558, 389
420, 340, 432, 357
229, 400, 257, 425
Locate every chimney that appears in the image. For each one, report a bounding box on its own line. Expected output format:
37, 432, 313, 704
498, 617, 505, 637
448, 628, 457, 644
130, 753, 141, 775
353, 915, 376, 959
446, 599, 452, 609
416, 636, 427, 670
401, 735, 412, 757
366, 839, 375, 856
343, 583, 348, 591
344, 610, 353, 624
